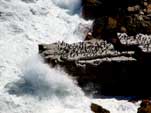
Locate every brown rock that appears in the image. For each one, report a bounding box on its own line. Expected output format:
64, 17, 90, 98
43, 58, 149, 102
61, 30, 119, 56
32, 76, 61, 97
137, 100, 151, 113
147, 4, 151, 14
91, 103, 110, 113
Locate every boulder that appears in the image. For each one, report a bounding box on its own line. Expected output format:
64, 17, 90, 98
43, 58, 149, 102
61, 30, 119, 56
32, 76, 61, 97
91, 103, 110, 113
138, 100, 151, 113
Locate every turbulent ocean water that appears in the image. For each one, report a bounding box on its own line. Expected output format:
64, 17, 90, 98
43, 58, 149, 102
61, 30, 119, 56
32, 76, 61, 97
0, 0, 140, 113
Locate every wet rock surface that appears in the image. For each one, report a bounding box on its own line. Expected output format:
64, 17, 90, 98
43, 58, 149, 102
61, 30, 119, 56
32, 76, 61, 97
91, 103, 110, 113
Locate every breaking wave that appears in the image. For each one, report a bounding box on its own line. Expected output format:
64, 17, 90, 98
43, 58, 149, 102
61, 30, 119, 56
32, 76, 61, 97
5, 55, 92, 113
7, 55, 84, 99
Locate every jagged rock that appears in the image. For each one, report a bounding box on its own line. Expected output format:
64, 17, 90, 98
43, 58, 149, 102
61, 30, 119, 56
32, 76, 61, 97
88, 14, 151, 55
39, 36, 151, 96
91, 103, 110, 113
39, 39, 136, 65
91, 14, 151, 37
82, 0, 151, 45
137, 100, 151, 113
39, 0, 151, 96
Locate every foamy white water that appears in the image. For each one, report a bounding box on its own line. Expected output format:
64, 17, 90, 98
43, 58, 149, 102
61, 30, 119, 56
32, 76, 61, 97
0, 0, 140, 113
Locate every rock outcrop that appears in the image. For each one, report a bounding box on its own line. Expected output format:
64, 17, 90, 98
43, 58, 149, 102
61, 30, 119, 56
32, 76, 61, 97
39, 0, 151, 96
39, 35, 151, 96
82, 0, 151, 19
39, 39, 135, 63
82, 0, 151, 48
91, 103, 110, 113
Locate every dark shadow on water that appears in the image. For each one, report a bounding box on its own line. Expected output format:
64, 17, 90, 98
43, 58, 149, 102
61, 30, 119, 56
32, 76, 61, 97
5, 76, 72, 99
5, 79, 39, 96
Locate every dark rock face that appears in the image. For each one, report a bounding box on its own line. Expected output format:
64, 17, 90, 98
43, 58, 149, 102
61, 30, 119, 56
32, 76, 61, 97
39, 36, 151, 96
137, 100, 151, 113
81, 0, 144, 19
91, 103, 110, 113
91, 15, 151, 38
82, 0, 151, 52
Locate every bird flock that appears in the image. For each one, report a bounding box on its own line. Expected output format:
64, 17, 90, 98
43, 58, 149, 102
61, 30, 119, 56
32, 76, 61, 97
40, 34, 151, 64
119, 33, 151, 52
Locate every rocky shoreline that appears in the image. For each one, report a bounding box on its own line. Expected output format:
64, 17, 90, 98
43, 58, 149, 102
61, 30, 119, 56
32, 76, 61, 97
38, 0, 151, 112
38, 0, 151, 96
38, 36, 151, 96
